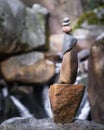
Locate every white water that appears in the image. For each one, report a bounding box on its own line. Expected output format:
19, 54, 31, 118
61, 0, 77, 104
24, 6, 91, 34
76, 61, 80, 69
42, 85, 53, 118
75, 73, 90, 120
10, 96, 33, 117
77, 100, 90, 120
55, 63, 61, 74
2, 87, 8, 98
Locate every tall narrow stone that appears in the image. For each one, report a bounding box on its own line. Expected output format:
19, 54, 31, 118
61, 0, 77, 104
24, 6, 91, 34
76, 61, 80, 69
59, 17, 78, 84
59, 47, 78, 84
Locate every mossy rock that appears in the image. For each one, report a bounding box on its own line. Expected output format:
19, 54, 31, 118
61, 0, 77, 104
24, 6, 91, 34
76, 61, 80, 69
74, 7, 104, 29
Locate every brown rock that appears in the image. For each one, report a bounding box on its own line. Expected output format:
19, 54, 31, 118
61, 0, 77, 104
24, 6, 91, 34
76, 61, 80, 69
1, 52, 55, 84
49, 83, 85, 123
59, 48, 78, 84
44, 52, 62, 62
88, 38, 104, 124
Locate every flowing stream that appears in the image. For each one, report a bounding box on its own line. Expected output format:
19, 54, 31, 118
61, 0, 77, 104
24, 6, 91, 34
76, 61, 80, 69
42, 85, 53, 118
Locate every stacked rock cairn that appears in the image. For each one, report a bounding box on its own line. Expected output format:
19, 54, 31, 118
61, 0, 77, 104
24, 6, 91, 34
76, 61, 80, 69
49, 17, 85, 123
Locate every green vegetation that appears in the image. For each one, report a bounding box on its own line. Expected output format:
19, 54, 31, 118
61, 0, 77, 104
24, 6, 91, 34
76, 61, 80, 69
81, 0, 104, 11
74, 7, 104, 29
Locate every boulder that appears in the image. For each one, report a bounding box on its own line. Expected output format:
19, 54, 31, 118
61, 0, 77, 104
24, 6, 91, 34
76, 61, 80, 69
1, 52, 55, 83
73, 28, 94, 51
49, 83, 85, 123
20, 0, 83, 33
78, 49, 89, 73
88, 33, 104, 124
49, 34, 64, 53
82, 24, 104, 39
0, 0, 49, 54
1, 117, 104, 130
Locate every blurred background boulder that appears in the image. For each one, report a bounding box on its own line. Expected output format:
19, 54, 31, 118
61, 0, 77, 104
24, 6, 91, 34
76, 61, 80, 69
0, 0, 49, 55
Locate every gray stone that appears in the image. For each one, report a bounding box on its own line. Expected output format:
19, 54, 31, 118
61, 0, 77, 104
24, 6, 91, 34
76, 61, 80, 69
0, 117, 104, 130
73, 28, 94, 50
0, 0, 49, 54
49, 34, 64, 53
62, 33, 77, 55
78, 49, 89, 61
81, 24, 104, 39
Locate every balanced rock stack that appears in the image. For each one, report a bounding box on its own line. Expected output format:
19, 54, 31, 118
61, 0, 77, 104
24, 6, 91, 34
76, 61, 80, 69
49, 17, 85, 123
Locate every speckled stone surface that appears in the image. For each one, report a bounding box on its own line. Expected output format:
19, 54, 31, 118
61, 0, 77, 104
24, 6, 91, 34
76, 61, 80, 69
49, 84, 85, 123
0, 117, 104, 130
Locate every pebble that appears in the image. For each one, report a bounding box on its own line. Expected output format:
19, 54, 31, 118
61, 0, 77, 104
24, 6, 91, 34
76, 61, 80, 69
62, 26, 72, 33
62, 17, 70, 26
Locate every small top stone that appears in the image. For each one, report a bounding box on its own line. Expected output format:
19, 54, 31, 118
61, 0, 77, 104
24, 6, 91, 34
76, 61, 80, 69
62, 17, 70, 26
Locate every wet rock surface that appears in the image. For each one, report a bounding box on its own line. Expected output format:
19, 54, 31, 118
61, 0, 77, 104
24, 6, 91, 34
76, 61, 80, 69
0, 117, 104, 130
49, 84, 85, 123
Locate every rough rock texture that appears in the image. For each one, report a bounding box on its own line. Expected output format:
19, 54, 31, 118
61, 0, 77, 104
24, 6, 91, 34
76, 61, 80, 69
0, 0, 49, 54
88, 33, 104, 124
1, 52, 55, 83
59, 48, 78, 84
1, 117, 104, 130
49, 84, 85, 123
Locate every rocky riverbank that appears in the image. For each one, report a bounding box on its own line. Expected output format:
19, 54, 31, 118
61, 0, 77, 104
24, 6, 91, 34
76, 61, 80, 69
0, 117, 104, 130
